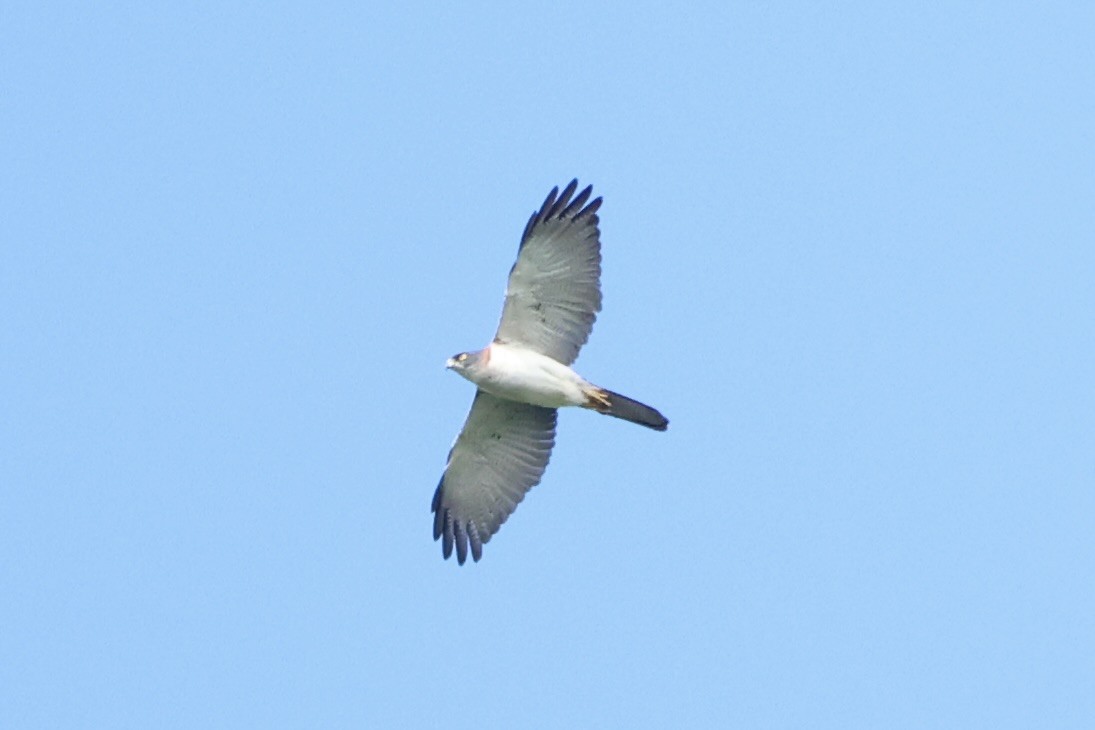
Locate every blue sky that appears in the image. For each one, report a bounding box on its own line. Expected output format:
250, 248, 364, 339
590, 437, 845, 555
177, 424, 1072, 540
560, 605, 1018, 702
3, 2, 1093, 727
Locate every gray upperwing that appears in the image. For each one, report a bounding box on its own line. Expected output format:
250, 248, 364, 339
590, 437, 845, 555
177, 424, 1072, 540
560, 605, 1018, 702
432, 390, 557, 563
493, 180, 603, 366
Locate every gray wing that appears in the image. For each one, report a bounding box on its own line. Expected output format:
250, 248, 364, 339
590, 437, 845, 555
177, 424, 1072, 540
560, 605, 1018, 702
432, 390, 557, 564
493, 179, 603, 366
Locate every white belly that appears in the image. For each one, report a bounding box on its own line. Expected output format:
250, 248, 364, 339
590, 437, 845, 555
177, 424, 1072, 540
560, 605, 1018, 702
473, 343, 589, 408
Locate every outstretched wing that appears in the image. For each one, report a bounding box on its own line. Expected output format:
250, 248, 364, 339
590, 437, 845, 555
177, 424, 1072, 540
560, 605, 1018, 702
432, 390, 557, 564
493, 179, 603, 366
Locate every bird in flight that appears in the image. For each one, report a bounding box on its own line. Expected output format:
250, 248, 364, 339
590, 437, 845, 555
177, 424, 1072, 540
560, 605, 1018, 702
433, 180, 668, 564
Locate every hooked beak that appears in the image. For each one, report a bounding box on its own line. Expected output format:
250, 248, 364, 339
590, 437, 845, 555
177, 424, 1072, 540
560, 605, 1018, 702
445, 357, 457, 369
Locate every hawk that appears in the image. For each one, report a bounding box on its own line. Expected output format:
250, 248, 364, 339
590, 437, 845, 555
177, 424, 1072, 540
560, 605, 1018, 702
432, 180, 668, 564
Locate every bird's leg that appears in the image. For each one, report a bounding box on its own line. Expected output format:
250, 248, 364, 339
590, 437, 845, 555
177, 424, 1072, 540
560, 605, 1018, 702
583, 387, 612, 413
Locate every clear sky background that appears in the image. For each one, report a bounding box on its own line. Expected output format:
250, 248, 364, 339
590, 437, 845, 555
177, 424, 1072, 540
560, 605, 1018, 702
3, 2, 1093, 728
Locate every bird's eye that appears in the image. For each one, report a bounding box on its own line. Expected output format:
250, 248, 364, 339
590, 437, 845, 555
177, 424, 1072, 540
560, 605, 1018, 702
457, 353, 467, 362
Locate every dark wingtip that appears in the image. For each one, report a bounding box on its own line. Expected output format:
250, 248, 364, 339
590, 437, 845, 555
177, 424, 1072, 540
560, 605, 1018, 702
520, 179, 599, 250
538, 185, 561, 218
560, 184, 593, 219
431, 478, 445, 539
468, 522, 483, 562
558, 178, 579, 207
581, 195, 603, 221
432, 477, 485, 564
454, 521, 468, 565
542, 179, 578, 221
441, 512, 454, 559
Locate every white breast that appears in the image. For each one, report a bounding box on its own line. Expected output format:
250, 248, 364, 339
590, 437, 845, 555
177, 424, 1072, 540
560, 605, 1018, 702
474, 343, 589, 408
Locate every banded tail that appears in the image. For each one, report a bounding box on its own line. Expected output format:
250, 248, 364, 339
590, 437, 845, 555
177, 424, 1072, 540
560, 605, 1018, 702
585, 387, 669, 431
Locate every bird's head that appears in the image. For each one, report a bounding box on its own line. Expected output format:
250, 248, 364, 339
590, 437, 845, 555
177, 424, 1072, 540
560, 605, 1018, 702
446, 350, 484, 375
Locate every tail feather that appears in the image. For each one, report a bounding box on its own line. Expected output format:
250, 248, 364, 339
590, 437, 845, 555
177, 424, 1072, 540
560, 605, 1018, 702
589, 388, 669, 431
